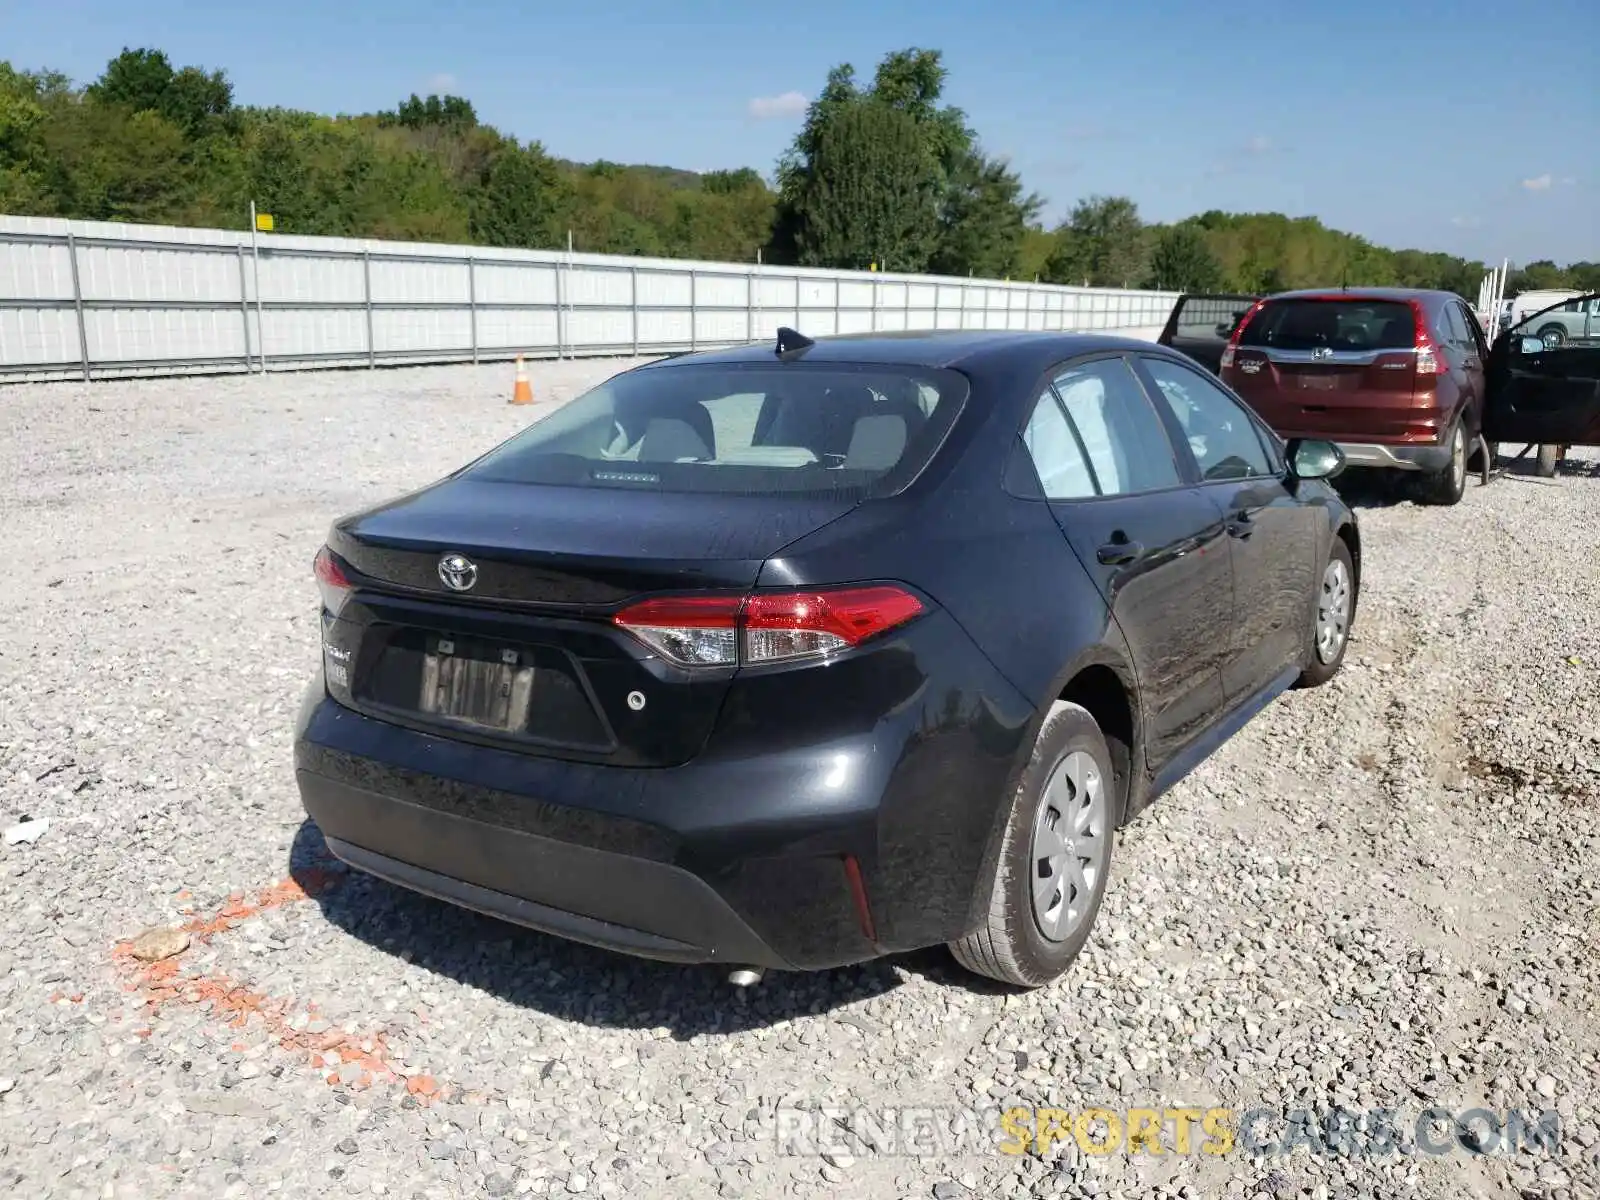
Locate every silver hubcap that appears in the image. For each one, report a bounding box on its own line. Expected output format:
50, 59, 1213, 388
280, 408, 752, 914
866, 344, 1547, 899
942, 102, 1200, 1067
1029, 751, 1107, 942
1316, 558, 1352, 663
1450, 425, 1465, 490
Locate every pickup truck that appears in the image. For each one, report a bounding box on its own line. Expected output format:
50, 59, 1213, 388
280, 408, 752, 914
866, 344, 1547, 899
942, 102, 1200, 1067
1520, 294, 1600, 349
1154, 293, 1263, 374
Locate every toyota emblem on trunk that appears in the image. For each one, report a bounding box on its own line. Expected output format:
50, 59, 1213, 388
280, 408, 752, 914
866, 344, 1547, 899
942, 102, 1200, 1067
437, 553, 478, 592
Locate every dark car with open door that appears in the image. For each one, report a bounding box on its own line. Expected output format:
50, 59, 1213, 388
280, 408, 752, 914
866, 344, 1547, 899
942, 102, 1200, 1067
1156, 293, 1263, 375
1485, 292, 1600, 476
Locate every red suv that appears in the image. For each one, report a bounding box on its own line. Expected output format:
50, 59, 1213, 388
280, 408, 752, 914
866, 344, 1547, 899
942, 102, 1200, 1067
1219, 288, 1489, 504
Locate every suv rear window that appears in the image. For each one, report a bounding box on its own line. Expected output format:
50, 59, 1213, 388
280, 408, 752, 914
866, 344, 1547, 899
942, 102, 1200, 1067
1240, 299, 1418, 351
461, 362, 968, 496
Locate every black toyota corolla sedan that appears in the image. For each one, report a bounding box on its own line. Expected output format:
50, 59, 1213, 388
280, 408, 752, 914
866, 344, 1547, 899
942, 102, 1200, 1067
294, 328, 1359, 988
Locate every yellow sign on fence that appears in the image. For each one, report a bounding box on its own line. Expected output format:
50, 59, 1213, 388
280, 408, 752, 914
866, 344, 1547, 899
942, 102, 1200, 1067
255, 212, 275, 232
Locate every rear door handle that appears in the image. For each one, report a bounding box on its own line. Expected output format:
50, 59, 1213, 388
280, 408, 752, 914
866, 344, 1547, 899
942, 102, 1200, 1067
1097, 539, 1144, 565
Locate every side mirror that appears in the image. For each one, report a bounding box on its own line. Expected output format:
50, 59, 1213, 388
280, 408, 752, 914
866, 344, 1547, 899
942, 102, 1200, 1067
1286, 438, 1345, 481
1516, 335, 1545, 355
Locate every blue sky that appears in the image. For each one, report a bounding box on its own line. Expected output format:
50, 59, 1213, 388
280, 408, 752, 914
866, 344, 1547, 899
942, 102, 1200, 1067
4, 0, 1596, 265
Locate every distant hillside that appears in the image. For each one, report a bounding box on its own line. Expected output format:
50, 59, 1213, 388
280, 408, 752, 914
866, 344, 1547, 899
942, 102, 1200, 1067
1, 48, 1592, 296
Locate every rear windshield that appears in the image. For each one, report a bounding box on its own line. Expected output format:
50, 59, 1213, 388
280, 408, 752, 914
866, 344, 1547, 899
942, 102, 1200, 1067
1241, 299, 1417, 351
461, 362, 968, 496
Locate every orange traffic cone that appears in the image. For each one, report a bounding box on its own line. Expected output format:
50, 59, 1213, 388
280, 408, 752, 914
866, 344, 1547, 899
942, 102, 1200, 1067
509, 354, 533, 405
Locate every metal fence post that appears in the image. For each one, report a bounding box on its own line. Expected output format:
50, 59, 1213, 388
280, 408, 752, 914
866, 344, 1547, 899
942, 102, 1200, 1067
630, 266, 639, 357
959, 283, 967, 331
467, 256, 478, 365
746, 268, 755, 343
871, 278, 879, 332
833, 278, 841, 335
555, 260, 566, 359
689, 270, 697, 352
235, 245, 252, 370
902, 280, 910, 331
362, 249, 375, 369
65, 232, 90, 382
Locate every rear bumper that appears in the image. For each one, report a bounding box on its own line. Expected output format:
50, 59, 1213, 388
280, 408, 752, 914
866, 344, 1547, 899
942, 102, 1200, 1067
292, 615, 1034, 970
1333, 441, 1453, 472
303, 774, 781, 965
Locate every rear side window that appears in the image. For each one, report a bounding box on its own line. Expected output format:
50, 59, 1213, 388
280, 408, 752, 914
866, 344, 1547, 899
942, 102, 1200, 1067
461, 363, 967, 496
1021, 358, 1182, 499
1143, 358, 1276, 481
1241, 299, 1418, 351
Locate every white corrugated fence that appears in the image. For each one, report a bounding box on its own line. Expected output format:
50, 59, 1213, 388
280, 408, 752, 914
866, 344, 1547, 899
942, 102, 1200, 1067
0, 214, 1179, 381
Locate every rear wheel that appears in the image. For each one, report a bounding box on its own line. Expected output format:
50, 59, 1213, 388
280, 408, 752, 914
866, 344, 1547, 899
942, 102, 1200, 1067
1297, 537, 1355, 688
950, 702, 1115, 989
1537, 325, 1566, 350
1416, 420, 1467, 506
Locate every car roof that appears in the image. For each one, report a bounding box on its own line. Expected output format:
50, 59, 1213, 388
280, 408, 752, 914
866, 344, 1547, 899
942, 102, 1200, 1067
1262, 287, 1459, 304
641, 329, 1168, 373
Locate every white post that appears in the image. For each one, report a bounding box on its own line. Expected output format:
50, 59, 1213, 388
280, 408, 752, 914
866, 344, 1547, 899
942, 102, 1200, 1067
249, 201, 265, 372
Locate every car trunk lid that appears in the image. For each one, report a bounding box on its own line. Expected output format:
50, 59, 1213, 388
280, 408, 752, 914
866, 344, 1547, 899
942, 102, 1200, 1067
321, 479, 859, 767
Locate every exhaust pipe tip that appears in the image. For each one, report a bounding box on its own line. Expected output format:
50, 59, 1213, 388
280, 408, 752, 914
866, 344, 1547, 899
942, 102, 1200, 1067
727, 967, 764, 988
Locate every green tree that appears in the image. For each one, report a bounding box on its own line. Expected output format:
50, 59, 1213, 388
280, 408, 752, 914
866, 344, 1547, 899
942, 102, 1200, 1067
382, 93, 478, 132
470, 142, 568, 249
1042, 195, 1148, 287
931, 152, 1041, 278
792, 100, 941, 271
771, 47, 1034, 275
88, 48, 232, 138
1148, 223, 1224, 291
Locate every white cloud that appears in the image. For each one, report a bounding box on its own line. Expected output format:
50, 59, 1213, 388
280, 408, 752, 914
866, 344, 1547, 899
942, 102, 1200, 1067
1243, 135, 1273, 154
1450, 216, 1482, 229
426, 72, 457, 93
1521, 173, 1553, 192
748, 91, 808, 120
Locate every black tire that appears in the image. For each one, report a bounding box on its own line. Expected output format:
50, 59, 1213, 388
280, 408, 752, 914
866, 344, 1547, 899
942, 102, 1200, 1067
1536, 325, 1566, 350
1536, 444, 1559, 477
1415, 419, 1467, 506
949, 702, 1115, 989
1297, 536, 1356, 688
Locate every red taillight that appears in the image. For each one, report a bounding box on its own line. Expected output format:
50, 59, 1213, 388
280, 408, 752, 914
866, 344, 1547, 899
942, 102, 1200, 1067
1219, 300, 1265, 371
613, 585, 925, 668
313, 546, 353, 615
1408, 300, 1444, 376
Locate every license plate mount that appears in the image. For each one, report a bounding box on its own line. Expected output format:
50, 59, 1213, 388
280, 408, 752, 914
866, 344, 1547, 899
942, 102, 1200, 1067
418, 637, 535, 733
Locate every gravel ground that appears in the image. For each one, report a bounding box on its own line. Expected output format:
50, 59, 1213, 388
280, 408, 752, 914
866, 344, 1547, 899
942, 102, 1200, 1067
1, 359, 1597, 1200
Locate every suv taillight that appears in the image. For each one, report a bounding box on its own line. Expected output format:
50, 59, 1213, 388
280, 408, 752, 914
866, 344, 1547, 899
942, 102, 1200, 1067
313, 546, 353, 616
614, 586, 926, 668
1409, 300, 1445, 376
1219, 300, 1265, 370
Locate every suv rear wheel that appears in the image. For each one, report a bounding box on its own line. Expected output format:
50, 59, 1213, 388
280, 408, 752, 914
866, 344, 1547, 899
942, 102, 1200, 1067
1416, 420, 1467, 506
950, 702, 1115, 988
